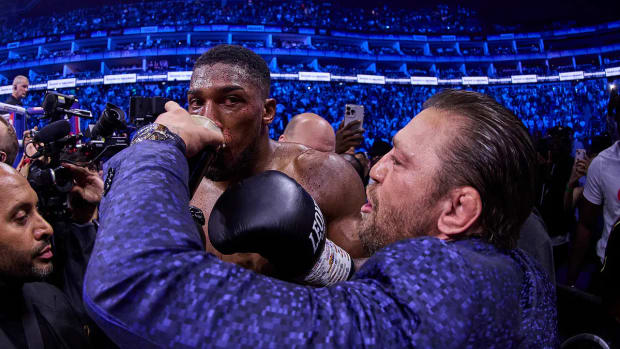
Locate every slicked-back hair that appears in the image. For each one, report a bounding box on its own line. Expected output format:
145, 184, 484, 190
424, 89, 537, 250
0, 116, 18, 165
193, 45, 271, 98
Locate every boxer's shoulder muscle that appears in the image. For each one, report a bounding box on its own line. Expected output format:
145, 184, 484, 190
291, 148, 365, 211
290, 149, 367, 257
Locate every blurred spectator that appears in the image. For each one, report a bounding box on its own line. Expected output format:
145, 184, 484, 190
368, 139, 391, 165
536, 126, 575, 237
567, 138, 620, 290
0, 1, 485, 47
564, 135, 612, 213
354, 151, 371, 185
518, 209, 555, 281
566, 90, 620, 289
335, 119, 364, 154
600, 218, 620, 329
17, 78, 612, 153
5, 76, 29, 106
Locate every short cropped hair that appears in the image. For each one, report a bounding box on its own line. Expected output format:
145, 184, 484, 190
0, 116, 18, 165
12, 75, 28, 86
194, 45, 270, 98
424, 89, 537, 250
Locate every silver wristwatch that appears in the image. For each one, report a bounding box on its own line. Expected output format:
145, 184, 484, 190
132, 123, 183, 146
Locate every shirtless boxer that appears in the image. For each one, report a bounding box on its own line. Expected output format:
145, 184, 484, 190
188, 45, 367, 272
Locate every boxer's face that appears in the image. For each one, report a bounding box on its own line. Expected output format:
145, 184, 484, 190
188, 63, 268, 181
0, 169, 54, 282
359, 108, 450, 255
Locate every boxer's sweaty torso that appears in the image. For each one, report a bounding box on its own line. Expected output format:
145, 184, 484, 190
191, 140, 366, 273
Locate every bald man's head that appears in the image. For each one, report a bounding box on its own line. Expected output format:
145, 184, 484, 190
0, 117, 18, 165
279, 113, 335, 152
0, 162, 54, 282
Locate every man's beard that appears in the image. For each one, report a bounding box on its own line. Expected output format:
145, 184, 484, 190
205, 137, 259, 182
0, 242, 53, 283
359, 185, 439, 256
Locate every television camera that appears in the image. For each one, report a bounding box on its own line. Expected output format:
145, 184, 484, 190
27, 92, 169, 221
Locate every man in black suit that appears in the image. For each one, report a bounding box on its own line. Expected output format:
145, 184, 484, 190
0, 162, 92, 348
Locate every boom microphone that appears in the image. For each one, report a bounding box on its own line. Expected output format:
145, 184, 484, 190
34, 120, 71, 143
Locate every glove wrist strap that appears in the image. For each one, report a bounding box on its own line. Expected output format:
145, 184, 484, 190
301, 239, 352, 286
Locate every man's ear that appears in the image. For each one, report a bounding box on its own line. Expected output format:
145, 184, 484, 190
278, 134, 286, 142
0, 151, 6, 163
436, 186, 482, 239
263, 98, 276, 125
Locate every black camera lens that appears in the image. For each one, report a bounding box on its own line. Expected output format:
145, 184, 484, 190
28, 165, 55, 189
90, 103, 127, 138
53, 166, 74, 193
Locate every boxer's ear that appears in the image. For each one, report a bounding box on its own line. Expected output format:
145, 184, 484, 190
263, 98, 276, 125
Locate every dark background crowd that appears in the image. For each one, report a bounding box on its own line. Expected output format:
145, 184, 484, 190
20, 77, 613, 152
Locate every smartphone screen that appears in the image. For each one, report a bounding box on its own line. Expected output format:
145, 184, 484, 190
575, 149, 586, 162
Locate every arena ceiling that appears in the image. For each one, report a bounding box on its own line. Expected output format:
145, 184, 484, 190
1, 0, 619, 32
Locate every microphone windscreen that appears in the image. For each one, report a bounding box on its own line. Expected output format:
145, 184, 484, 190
34, 120, 71, 143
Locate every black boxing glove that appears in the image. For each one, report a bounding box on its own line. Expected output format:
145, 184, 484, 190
208, 170, 354, 286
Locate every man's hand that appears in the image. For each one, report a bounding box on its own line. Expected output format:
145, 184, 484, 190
154, 101, 225, 158
62, 163, 103, 224
567, 157, 589, 189
335, 120, 364, 154
63, 163, 103, 204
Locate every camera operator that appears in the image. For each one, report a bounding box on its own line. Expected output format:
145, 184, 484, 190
4, 76, 29, 107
